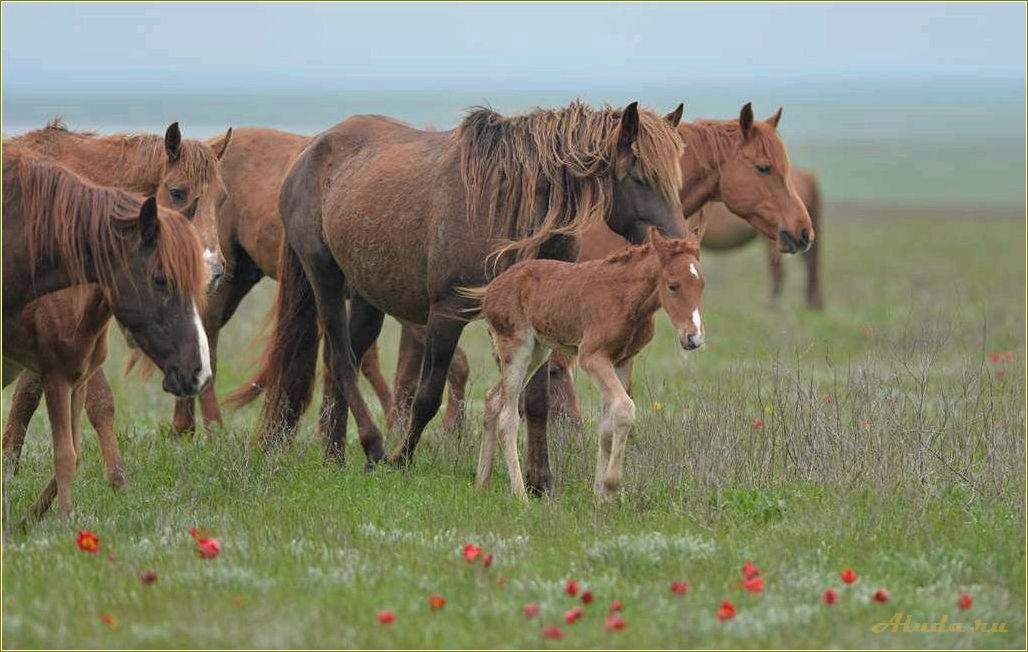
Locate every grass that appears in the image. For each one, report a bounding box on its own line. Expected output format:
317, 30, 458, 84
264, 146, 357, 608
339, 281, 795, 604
2, 204, 1025, 649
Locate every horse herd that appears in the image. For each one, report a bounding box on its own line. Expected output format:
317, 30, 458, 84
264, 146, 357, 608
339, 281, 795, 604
1, 99, 821, 519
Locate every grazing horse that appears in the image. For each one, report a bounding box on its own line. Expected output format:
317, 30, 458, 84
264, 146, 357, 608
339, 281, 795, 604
240, 101, 688, 469
169, 127, 470, 435
1, 121, 231, 488
2, 147, 210, 517
465, 223, 707, 500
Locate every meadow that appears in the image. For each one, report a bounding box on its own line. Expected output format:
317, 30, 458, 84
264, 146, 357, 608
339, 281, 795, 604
2, 204, 1025, 649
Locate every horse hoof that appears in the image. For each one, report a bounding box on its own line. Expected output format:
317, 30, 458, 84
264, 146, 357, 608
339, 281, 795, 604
386, 453, 411, 469
525, 471, 553, 497
107, 464, 128, 488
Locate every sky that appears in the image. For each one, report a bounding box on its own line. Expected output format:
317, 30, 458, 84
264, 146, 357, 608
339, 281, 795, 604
2, 2, 1025, 92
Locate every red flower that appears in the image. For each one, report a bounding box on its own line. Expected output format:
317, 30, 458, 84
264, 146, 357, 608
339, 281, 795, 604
604, 613, 627, 631
565, 579, 579, 597
670, 580, 688, 595
580, 590, 594, 605
496, 575, 507, 588
820, 394, 834, 404
99, 612, 118, 629
377, 610, 396, 625
564, 606, 584, 624
872, 589, 890, 603
609, 599, 624, 612
860, 324, 873, 338
1004, 351, 1015, 363
542, 625, 563, 640
428, 593, 446, 611
840, 568, 857, 584
463, 543, 482, 562
752, 418, 764, 430
989, 352, 1002, 364
742, 577, 764, 594
822, 588, 837, 605
139, 570, 159, 585
483, 553, 494, 567
523, 602, 541, 618
957, 593, 973, 611
76, 530, 100, 554
742, 561, 761, 580
195, 537, 221, 559
716, 600, 736, 621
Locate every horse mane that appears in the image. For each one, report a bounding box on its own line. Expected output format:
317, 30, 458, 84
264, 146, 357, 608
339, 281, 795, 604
602, 238, 700, 265
5, 146, 207, 303
456, 100, 683, 264
679, 120, 788, 172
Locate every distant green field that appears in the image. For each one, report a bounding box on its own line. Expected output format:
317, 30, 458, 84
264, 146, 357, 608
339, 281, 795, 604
2, 205, 1025, 649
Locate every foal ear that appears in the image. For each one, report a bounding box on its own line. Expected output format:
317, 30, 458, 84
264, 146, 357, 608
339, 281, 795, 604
665, 103, 684, 128
766, 107, 783, 130
210, 127, 233, 161
618, 101, 640, 151
685, 207, 710, 242
739, 102, 755, 140
648, 226, 673, 265
139, 196, 160, 248
164, 122, 182, 162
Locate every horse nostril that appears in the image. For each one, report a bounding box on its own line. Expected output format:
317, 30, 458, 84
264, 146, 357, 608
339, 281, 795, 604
800, 228, 810, 245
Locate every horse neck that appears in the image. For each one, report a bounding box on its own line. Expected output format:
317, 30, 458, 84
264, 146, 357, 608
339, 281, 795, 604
677, 121, 736, 215
57, 133, 164, 195
597, 247, 662, 317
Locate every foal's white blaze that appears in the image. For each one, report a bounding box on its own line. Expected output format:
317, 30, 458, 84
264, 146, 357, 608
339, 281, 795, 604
203, 248, 219, 266
689, 263, 700, 279
192, 301, 212, 388
691, 308, 703, 335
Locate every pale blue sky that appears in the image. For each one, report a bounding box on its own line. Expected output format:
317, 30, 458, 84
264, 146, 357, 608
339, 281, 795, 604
2, 2, 1025, 91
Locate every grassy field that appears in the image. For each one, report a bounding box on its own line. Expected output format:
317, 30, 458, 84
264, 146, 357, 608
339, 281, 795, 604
2, 204, 1025, 649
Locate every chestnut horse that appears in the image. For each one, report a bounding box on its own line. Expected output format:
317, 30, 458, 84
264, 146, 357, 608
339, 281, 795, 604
2, 147, 210, 517
2, 121, 231, 489
465, 223, 707, 500
171, 127, 469, 435
240, 101, 689, 470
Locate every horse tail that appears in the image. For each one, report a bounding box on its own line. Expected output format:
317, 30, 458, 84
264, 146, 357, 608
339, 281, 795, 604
453, 285, 488, 318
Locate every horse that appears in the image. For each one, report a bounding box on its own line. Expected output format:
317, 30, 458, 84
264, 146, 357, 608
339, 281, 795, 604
548, 167, 824, 425
2, 146, 210, 517
167, 127, 469, 437
464, 222, 708, 501
384, 103, 815, 491
237, 100, 689, 472
1, 121, 231, 489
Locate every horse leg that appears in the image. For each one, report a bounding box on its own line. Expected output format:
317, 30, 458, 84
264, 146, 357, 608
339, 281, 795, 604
442, 346, 469, 431
35, 376, 75, 518
83, 370, 125, 487
388, 324, 424, 432
580, 352, 635, 497
768, 242, 784, 305
476, 383, 503, 486
494, 334, 545, 501
804, 214, 823, 309
522, 365, 553, 495
388, 306, 466, 467
547, 351, 583, 429
2, 372, 45, 476
359, 342, 395, 418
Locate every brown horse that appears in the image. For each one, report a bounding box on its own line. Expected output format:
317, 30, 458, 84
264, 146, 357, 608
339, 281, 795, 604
171, 127, 469, 436
238, 101, 688, 471
2, 121, 231, 489
2, 147, 210, 517
466, 222, 707, 500
386, 104, 815, 491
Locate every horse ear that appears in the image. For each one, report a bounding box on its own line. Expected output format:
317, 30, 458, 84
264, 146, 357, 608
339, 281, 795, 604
665, 103, 684, 128
649, 226, 672, 265
618, 101, 640, 151
211, 127, 233, 160
766, 107, 783, 130
739, 102, 754, 140
164, 122, 182, 162
686, 207, 710, 242
139, 196, 159, 247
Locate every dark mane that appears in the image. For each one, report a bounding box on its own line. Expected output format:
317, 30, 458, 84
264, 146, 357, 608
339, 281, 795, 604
456, 100, 683, 263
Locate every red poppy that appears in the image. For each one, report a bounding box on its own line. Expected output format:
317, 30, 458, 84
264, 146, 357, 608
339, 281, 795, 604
523, 602, 541, 618
377, 610, 396, 625
716, 600, 736, 621
76, 530, 99, 554
742, 577, 764, 594
957, 593, 973, 611
542, 625, 563, 639
139, 570, 159, 585
752, 418, 764, 430
742, 561, 760, 580
195, 537, 221, 559
565, 579, 579, 597
872, 589, 890, 603
483, 553, 494, 567
564, 606, 584, 624
1004, 351, 1015, 363
581, 590, 594, 605
99, 612, 118, 629
428, 593, 446, 611
604, 614, 627, 631
840, 568, 857, 584
609, 599, 624, 613
820, 394, 834, 404
670, 580, 688, 595
989, 352, 1002, 364
822, 588, 837, 605
463, 544, 482, 562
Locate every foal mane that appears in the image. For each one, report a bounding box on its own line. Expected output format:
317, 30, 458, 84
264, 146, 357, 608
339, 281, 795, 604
602, 238, 700, 265
457, 100, 683, 263
680, 120, 788, 172
5, 146, 207, 302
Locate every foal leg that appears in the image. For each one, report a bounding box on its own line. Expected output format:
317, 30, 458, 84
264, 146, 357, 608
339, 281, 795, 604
35, 376, 76, 518
83, 370, 125, 487
493, 336, 544, 502
442, 346, 469, 430
476, 383, 503, 486
580, 353, 636, 497
2, 372, 45, 475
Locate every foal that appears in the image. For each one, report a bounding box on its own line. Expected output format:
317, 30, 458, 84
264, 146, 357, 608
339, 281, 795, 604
471, 221, 707, 501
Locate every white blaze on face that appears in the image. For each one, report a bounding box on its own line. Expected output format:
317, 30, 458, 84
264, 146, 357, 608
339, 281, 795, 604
192, 301, 212, 388
691, 308, 702, 335
204, 248, 219, 266
689, 263, 700, 279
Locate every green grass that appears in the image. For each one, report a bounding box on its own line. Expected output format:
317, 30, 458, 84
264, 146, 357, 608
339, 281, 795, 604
2, 204, 1025, 649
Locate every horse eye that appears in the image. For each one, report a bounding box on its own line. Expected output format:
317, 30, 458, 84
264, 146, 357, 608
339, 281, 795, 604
756, 164, 772, 175
168, 187, 187, 202
667, 281, 680, 292
154, 273, 168, 289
